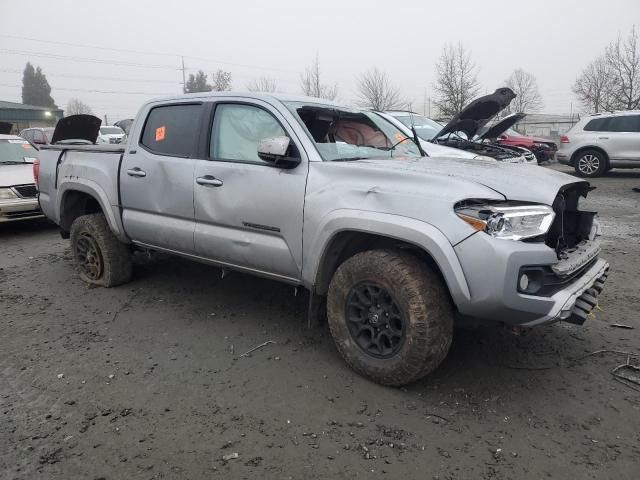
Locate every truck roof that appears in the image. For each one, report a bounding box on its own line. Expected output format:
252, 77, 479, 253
145, 91, 345, 109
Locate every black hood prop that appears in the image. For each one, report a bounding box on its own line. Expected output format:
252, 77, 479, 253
0, 122, 13, 134
51, 114, 102, 144
435, 88, 516, 140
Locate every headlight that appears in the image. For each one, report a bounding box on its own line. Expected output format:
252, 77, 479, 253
455, 202, 555, 240
473, 155, 496, 162
0, 188, 18, 200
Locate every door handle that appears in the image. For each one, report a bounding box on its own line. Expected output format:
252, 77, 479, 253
598, 137, 609, 140
196, 175, 223, 187
126, 167, 146, 177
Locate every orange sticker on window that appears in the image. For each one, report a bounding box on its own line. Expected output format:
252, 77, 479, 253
21, 143, 33, 149
155, 126, 166, 141
394, 132, 407, 142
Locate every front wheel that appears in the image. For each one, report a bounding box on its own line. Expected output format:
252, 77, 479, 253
574, 149, 607, 177
70, 213, 132, 287
327, 249, 454, 386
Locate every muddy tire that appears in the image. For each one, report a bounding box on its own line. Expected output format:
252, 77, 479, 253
70, 213, 132, 287
327, 249, 454, 386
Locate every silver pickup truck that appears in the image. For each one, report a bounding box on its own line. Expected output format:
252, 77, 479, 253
37, 93, 609, 386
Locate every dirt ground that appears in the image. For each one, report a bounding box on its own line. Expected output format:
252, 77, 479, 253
1, 164, 639, 480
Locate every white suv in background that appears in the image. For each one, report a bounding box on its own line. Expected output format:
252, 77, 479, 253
557, 111, 640, 177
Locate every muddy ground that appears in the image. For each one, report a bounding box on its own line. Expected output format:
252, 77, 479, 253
1, 164, 639, 480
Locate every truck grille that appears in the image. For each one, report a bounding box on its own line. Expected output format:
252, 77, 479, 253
13, 184, 38, 198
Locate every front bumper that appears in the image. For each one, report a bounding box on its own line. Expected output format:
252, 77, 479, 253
0, 198, 43, 222
453, 232, 609, 327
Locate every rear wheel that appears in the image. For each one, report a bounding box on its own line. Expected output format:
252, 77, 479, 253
574, 149, 607, 177
70, 213, 132, 287
327, 249, 454, 386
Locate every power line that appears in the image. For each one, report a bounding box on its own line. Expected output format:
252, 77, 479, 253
0, 83, 173, 96
0, 48, 178, 70
0, 33, 299, 74
0, 68, 180, 85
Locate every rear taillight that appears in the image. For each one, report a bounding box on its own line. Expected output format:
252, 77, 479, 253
33, 158, 40, 189
560, 135, 569, 144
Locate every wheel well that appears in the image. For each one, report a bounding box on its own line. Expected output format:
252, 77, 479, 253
59, 190, 103, 235
313, 231, 448, 297
570, 146, 609, 166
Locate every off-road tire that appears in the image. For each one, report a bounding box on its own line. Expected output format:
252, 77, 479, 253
70, 213, 132, 287
327, 249, 454, 386
574, 149, 608, 177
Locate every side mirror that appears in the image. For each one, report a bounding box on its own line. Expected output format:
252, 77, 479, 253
257, 136, 300, 168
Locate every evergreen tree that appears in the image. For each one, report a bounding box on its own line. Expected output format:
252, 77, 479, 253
21, 63, 57, 108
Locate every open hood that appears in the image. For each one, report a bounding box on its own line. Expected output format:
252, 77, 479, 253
478, 112, 526, 140
51, 114, 102, 144
435, 88, 516, 140
0, 122, 12, 134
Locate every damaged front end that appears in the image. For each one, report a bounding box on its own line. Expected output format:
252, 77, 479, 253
530, 182, 608, 324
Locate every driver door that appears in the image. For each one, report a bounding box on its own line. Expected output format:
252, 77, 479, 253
193, 100, 307, 281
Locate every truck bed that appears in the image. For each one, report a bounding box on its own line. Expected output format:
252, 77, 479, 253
37, 144, 125, 233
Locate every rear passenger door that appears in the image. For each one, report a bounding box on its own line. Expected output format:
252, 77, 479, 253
193, 100, 307, 281
120, 102, 205, 254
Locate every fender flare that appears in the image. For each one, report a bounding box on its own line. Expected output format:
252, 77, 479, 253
303, 209, 471, 306
58, 180, 128, 242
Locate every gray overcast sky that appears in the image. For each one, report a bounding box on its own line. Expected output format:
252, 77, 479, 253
1, 0, 638, 121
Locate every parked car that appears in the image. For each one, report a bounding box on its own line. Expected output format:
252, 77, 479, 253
19, 127, 56, 146
97, 125, 126, 144
557, 111, 640, 177
37, 92, 609, 386
385, 89, 536, 164
113, 119, 134, 136
0, 134, 43, 222
477, 113, 558, 163
374, 111, 485, 160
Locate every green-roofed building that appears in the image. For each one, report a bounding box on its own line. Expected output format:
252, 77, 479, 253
0, 100, 64, 134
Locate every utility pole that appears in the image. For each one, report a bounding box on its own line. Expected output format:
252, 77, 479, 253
181, 56, 186, 93
104, 114, 108, 126
423, 89, 427, 116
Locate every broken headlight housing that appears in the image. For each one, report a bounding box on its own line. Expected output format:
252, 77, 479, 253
455, 202, 555, 240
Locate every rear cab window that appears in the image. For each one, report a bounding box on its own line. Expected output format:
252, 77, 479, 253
140, 103, 203, 157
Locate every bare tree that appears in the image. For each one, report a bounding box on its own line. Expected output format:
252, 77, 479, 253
246, 76, 279, 92
433, 42, 480, 117
573, 56, 616, 113
505, 68, 543, 113
299, 54, 338, 100
355, 67, 405, 110
606, 26, 640, 110
211, 70, 232, 91
66, 98, 93, 115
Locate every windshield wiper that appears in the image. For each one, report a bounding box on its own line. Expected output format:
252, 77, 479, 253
1, 161, 29, 165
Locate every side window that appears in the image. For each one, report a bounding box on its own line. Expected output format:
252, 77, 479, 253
33, 130, 45, 143
583, 118, 610, 132
140, 104, 202, 157
608, 115, 640, 132
21, 130, 32, 142
210, 103, 287, 164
